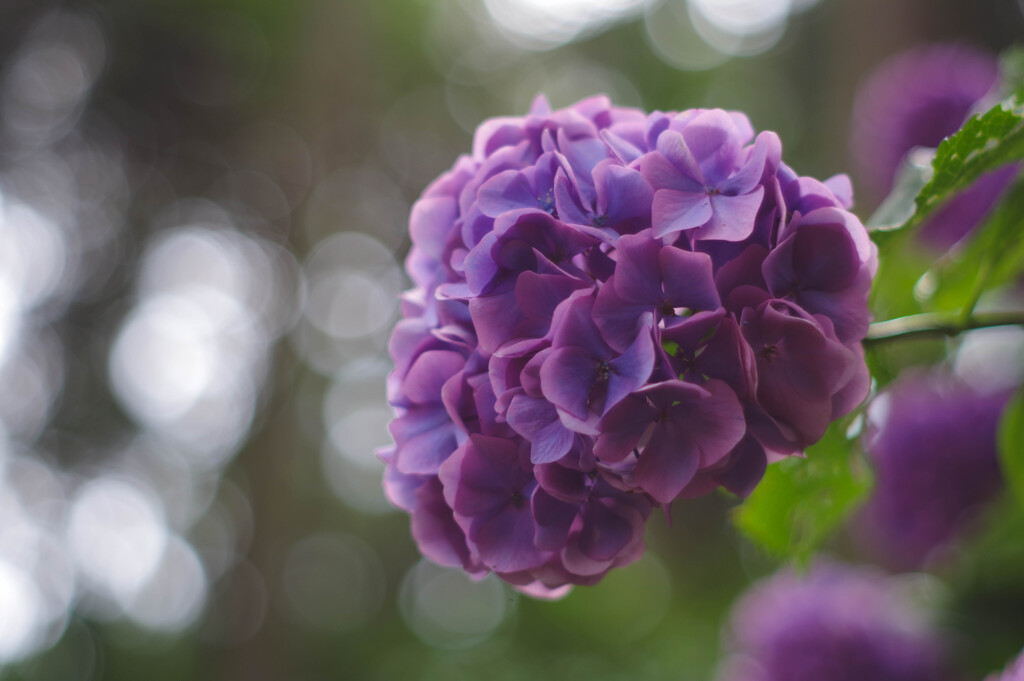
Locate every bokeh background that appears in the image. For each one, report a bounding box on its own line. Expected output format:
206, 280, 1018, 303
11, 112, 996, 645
0, 0, 1021, 679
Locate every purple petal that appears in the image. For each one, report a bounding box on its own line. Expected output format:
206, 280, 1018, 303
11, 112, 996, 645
692, 316, 757, 399
410, 196, 457, 260
605, 322, 656, 412
652, 189, 713, 238
515, 271, 588, 334
655, 129, 705, 185
698, 187, 764, 242
716, 436, 768, 498
444, 435, 528, 516
464, 232, 501, 296
594, 162, 655, 226
679, 379, 747, 468
410, 477, 478, 571
611, 233, 662, 304
472, 501, 547, 572
382, 459, 425, 512
532, 487, 580, 551
530, 93, 552, 115
635, 422, 701, 503
600, 129, 643, 165
715, 244, 768, 306
742, 303, 856, 444
392, 415, 459, 475
535, 462, 592, 503
593, 281, 648, 353
553, 169, 593, 226
469, 288, 521, 355
594, 394, 656, 463
551, 294, 612, 358
831, 343, 870, 419
401, 350, 467, 405
478, 170, 541, 217
659, 247, 721, 311
471, 118, 527, 160
719, 131, 780, 195
540, 346, 600, 420
824, 173, 854, 209
764, 222, 861, 295
506, 394, 575, 464
680, 109, 742, 183
577, 499, 633, 561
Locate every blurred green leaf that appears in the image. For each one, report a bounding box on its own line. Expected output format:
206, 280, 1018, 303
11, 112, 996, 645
867, 231, 934, 321
1000, 47, 1024, 103
866, 151, 933, 230
924, 174, 1024, 313
998, 389, 1024, 509
733, 422, 872, 562
908, 98, 1024, 229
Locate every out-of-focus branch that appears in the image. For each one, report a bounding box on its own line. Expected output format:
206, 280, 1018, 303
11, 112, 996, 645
864, 311, 1024, 345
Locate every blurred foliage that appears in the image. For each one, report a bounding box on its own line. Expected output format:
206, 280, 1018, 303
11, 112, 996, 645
735, 59, 1024, 570
732, 420, 871, 562
927, 176, 1024, 313
946, 499, 1024, 678
909, 98, 1024, 229
999, 389, 1024, 510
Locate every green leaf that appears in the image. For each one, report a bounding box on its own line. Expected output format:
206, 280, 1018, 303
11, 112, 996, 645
866, 149, 933, 231
999, 47, 1024, 103
908, 98, 1024, 229
924, 174, 1024, 314
999, 388, 1024, 509
733, 421, 872, 562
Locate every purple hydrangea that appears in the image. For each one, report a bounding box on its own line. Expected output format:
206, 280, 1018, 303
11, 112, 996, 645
716, 561, 954, 681
852, 44, 1000, 199
382, 95, 876, 595
851, 44, 1017, 250
854, 373, 1009, 571
987, 650, 1024, 681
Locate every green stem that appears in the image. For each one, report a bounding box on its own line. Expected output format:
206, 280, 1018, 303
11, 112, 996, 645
959, 256, 995, 322
864, 311, 1024, 345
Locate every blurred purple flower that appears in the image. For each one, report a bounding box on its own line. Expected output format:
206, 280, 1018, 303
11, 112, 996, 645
852, 44, 1000, 199
854, 373, 1009, 571
851, 44, 1018, 249
987, 649, 1024, 681
717, 561, 954, 681
383, 95, 875, 595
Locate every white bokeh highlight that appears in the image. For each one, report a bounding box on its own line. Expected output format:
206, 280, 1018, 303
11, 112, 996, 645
67, 477, 169, 610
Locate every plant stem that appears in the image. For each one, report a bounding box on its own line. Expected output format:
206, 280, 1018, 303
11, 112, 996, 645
864, 311, 1024, 345
959, 256, 994, 322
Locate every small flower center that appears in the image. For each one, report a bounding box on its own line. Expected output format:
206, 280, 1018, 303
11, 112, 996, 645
539, 190, 555, 214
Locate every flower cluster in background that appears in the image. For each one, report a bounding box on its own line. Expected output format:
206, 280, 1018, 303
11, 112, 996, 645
383, 94, 876, 594
853, 373, 1009, 571
851, 43, 1018, 250
716, 562, 955, 681
846, 43, 1022, 572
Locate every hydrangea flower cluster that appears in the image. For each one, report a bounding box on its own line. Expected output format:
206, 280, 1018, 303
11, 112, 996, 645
716, 562, 953, 681
854, 373, 1009, 571
382, 95, 875, 595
